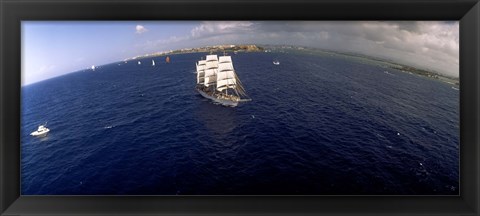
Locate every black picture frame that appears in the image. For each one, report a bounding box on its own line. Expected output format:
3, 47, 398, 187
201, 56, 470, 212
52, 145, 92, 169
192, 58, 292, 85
1, 0, 479, 215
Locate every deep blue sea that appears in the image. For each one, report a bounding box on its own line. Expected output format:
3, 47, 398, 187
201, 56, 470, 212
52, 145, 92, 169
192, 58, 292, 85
21, 51, 459, 195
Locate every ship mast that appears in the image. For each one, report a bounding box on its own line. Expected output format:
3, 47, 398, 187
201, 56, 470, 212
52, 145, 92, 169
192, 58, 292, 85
223, 51, 229, 96
215, 52, 252, 100
204, 55, 219, 91
196, 58, 206, 85
216, 55, 236, 96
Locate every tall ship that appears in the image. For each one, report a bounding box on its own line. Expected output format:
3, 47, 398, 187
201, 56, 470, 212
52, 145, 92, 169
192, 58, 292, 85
196, 54, 251, 107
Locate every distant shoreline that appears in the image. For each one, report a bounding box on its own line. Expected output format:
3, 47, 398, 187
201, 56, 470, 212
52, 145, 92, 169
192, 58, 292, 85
126, 44, 264, 61
23, 44, 459, 88
260, 45, 459, 86
26, 44, 459, 88
130, 44, 459, 86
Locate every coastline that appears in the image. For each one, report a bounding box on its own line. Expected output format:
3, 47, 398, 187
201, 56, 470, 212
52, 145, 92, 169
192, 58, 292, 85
130, 44, 459, 87
269, 45, 459, 86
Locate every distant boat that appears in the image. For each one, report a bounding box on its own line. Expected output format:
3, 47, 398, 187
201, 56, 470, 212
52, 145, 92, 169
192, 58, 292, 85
91, 65, 95, 71
152, 60, 155, 66
166, 56, 170, 63
273, 60, 280, 65
195, 54, 251, 107
30, 123, 50, 137
138, 61, 141, 65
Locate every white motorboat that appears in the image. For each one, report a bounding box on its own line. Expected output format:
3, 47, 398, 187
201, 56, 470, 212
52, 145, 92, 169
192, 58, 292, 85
30, 124, 50, 137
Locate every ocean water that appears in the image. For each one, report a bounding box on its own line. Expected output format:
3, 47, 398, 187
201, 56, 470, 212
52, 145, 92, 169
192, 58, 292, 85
21, 51, 459, 195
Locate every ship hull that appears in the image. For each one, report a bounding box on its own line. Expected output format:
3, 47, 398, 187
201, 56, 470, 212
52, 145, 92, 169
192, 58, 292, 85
196, 88, 239, 107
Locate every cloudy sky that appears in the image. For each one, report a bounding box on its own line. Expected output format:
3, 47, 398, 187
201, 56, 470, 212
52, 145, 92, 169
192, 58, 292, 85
22, 21, 459, 86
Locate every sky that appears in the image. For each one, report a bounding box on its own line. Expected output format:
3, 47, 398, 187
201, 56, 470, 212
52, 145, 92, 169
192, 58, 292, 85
22, 21, 459, 86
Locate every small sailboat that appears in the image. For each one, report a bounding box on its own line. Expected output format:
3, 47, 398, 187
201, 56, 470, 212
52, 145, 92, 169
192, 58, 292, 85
195, 54, 251, 107
166, 56, 170, 63
273, 60, 280, 65
91, 65, 96, 71
30, 122, 50, 137
138, 61, 141, 65
152, 60, 155, 66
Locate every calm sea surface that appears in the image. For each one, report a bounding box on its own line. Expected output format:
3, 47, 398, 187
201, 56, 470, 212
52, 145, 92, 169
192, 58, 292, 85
21, 51, 459, 195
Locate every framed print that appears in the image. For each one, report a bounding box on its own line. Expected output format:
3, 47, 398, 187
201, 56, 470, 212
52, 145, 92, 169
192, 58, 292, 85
1, 0, 479, 215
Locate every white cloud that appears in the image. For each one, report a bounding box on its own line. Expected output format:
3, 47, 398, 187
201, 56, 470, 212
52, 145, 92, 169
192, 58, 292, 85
153, 35, 190, 45
190, 21, 255, 38
135, 25, 148, 34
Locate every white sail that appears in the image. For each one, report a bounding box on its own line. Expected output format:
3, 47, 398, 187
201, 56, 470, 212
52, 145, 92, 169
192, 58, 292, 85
217, 78, 237, 92
206, 55, 218, 62
91, 65, 95, 71
219, 56, 232, 63
216, 57, 236, 91
152, 60, 155, 66
218, 62, 234, 72
204, 68, 217, 77
196, 61, 206, 84
196, 65, 203, 74
204, 75, 217, 87
205, 55, 219, 71
205, 61, 218, 70
197, 74, 204, 84
216, 70, 235, 81
197, 61, 205, 73
204, 69, 217, 86
197, 73, 205, 84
